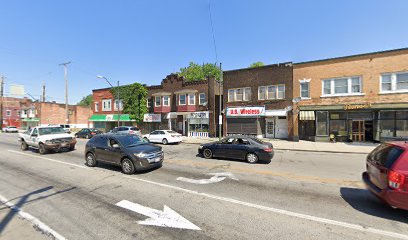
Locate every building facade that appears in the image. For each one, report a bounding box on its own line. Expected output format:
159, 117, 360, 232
37, 102, 92, 129
146, 74, 222, 137
293, 48, 408, 142
91, 87, 135, 132
223, 63, 295, 140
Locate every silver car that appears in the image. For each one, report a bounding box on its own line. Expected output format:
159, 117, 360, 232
111, 126, 141, 135
3, 126, 18, 133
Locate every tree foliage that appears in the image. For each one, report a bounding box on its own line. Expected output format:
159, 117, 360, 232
249, 62, 265, 68
111, 83, 148, 123
77, 94, 93, 106
178, 62, 221, 81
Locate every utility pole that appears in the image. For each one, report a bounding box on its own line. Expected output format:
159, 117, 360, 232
219, 63, 223, 141
59, 62, 71, 125
0, 76, 4, 131
42, 81, 46, 102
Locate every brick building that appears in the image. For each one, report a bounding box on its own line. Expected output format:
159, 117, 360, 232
90, 87, 135, 131
36, 102, 92, 128
146, 74, 222, 137
293, 48, 408, 142
1, 97, 24, 128
223, 63, 295, 140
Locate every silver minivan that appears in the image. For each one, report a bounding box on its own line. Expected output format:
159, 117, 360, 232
111, 126, 141, 135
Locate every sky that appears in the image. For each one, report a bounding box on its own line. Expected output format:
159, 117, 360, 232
0, 0, 407, 104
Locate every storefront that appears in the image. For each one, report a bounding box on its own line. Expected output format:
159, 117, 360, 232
265, 109, 289, 139
141, 113, 165, 133
299, 103, 408, 142
226, 106, 265, 138
89, 114, 136, 132
166, 111, 210, 137
21, 118, 39, 129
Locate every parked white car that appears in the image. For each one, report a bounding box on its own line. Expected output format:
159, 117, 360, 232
143, 130, 182, 145
3, 126, 19, 133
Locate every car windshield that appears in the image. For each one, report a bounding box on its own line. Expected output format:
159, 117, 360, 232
9, 126, 16, 128
116, 135, 147, 147
38, 127, 66, 135
166, 130, 178, 134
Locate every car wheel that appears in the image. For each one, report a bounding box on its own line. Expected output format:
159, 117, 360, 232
143, 137, 150, 142
162, 138, 168, 145
38, 143, 47, 155
121, 158, 135, 175
70, 145, 75, 151
246, 153, 258, 164
86, 152, 97, 167
21, 141, 28, 151
203, 149, 213, 159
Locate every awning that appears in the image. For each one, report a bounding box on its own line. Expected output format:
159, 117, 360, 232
265, 110, 287, 117
22, 118, 40, 122
300, 111, 315, 120
89, 114, 133, 122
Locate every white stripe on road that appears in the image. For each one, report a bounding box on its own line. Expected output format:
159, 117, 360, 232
0, 194, 66, 240
7, 149, 408, 240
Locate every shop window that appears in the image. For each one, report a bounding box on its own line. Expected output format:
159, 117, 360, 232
155, 96, 161, 107
396, 111, 408, 137
381, 72, 408, 93
322, 76, 362, 96
379, 111, 396, 138
316, 111, 328, 136
329, 120, 347, 136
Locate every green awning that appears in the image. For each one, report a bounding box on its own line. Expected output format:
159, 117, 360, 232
89, 114, 133, 122
22, 118, 40, 122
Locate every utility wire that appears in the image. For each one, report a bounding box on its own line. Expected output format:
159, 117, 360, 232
208, 0, 218, 64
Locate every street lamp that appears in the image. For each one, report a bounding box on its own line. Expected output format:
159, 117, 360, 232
97, 76, 120, 128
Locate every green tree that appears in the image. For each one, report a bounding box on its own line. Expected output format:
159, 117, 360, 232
77, 94, 93, 106
178, 62, 221, 81
111, 83, 148, 123
249, 62, 265, 68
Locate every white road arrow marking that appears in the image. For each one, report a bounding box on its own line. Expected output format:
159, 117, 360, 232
115, 200, 200, 230
177, 172, 239, 184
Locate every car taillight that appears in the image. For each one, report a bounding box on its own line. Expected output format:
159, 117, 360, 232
91, 132, 96, 135
264, 148, 273, 152
388, 170, 405, 189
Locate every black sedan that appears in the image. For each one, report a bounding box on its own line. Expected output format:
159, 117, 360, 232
198, 136, 274, 163
75, 128, 102, 139
84, 134, 163, 174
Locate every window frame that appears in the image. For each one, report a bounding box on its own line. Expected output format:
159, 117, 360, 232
300, 82, 310, 99
102, 99, 112, 111
155, 96, 161, 107
199, 93, 206, 105
321, 76, 363, 97
6, 110, 11, 116
94, 102, 99, 112
188, 93, 195, 105
162, 95, 170, 106
380, 71, 408, 94
258, 84, 285, 100
113, 99, 123, 111
228, 87, 251, 102
179, 94, 186, 105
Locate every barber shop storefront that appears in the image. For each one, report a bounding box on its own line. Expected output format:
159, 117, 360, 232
299, 103, 408, 142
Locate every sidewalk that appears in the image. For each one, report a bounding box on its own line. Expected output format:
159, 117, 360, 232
182, 137, 378, 154
0, 207, 48, 240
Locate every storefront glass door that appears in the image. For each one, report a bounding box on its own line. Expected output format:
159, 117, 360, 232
265, 119, 274, 138
351, 120, 365, 142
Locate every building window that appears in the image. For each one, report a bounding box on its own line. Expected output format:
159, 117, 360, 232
179, 94, 186, 105
381, 72, 408, 93
114, 100, 123, 111
94, 102, 99, 112
199, 93, 206, 105
155, 96, 161, 107
147, 98, 152, 108
17, 110, 21, 117
228, 88, 251, 102
300, 82, 310, 98
102, 99, 112, 111
188, 94, 195, 105
316, 111, 328, 136
6, 110, 11, 116
162, 96, 170, 106
322, 76, 362, 96
258, 85, 285, 100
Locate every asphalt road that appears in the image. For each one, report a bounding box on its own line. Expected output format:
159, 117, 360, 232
0, 133, 407, 240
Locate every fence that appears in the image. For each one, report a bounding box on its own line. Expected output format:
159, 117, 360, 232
189, 131, 209, 138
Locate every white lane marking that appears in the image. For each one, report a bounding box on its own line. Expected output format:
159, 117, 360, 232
8, 150, 87, 169
177, 172, 238, 184
7, 149, 408, 239
0, 194, 66, 240
116, 200, 200, 230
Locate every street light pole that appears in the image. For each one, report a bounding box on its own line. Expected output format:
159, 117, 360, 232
97, 76, 120, 128
59, 62, 71, 125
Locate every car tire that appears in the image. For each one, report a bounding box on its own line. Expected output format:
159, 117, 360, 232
70, 145, 75, 151
162, 138, 168, 145
203, 149, 213, 159
38, 143, 47, 155
21, 141, 28, 151
85, 152, 97, 167
143, 137, 150, 142
121, 158, 135, 175
246, 153, 258, 164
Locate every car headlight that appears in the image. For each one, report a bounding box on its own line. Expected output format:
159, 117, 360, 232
199, 145, 203, 149
134, 153, 146, 158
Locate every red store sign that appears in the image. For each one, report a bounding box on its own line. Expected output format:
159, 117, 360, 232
226, 107, 265, 117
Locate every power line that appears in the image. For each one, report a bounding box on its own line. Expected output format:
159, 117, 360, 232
208, 0, 218, 63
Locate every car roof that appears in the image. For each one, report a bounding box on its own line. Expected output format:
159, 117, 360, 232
384, 141, 408, 150
36, 126, 63, 129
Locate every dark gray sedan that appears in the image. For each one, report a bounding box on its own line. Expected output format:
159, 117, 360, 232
198, 135, 274, 163
84, 134, 163, 174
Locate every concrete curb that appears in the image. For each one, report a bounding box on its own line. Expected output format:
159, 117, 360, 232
183, 141, 371, 154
